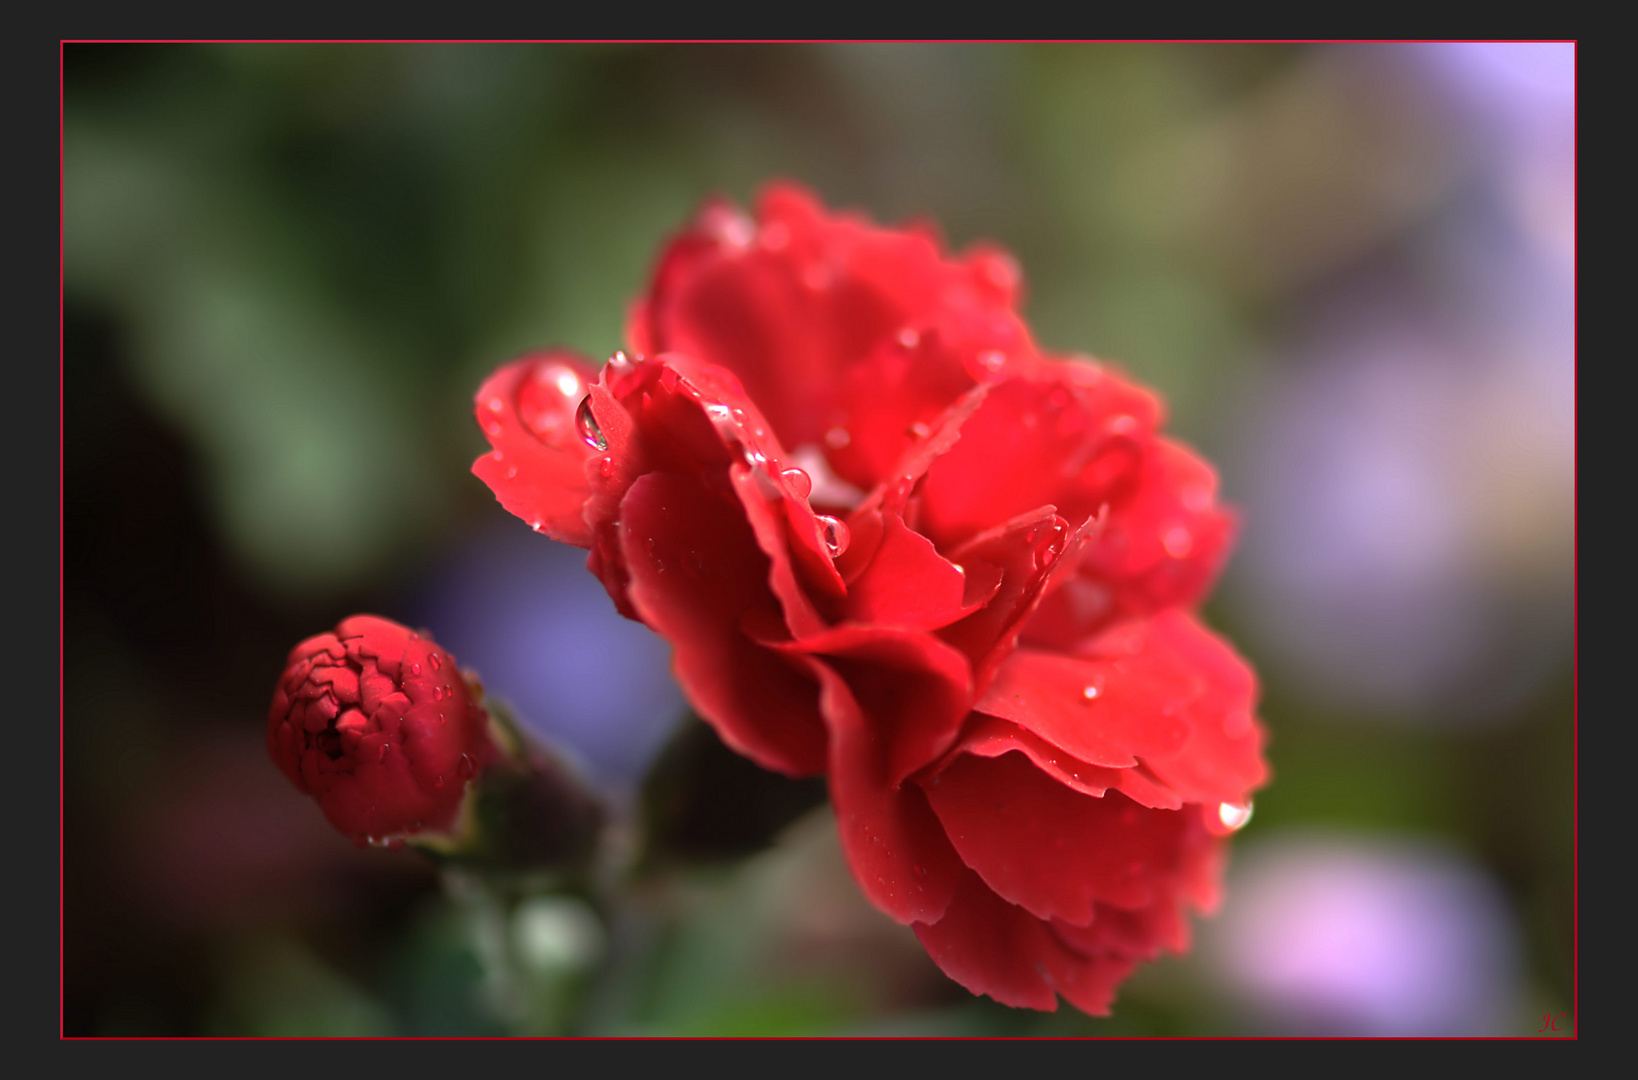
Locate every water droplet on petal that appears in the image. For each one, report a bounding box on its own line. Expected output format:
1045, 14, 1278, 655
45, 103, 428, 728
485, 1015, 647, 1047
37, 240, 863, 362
1082, 683, 1100, 701
897, 327, 920, 349
606, 350, 635, 379
1106, 414, 1139, 435
976, 350, 1006, 373
913, 863, 928, 881
575, 395, 607, 450
433, 686, 444, 701
458, 753, 475, 779
434, 775, 444, 788
817, 515, 850, 557
780, 467, 812, 499
377, 744, 388, 763
907, 421, 931, 440
824, 427, 851, 449
429, 654, 441, 670
411, 663, 421, 675
1218, 801, 1254, 831
1163, 526, 1194, 558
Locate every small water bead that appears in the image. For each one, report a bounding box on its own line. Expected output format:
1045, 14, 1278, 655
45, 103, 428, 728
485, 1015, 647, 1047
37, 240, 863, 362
1082, 684, 1100, 701
575, 396, 607, 450
1218, 801, 1254, 831
458, 753, 476, 779
824, 427, 851, 449
780, 467, 813, 499
411, 663, 421, 676
1163, 526, 1194, 558
817, 515, 851, 557
906, 421, 931, 440
429, 654, 440, 670
897, 327, 920, 349
605, 350, 635, 379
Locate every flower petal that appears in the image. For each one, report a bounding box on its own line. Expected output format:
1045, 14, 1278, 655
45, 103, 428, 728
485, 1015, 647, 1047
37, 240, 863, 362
618, 469, 827, 777
769, 624, 973, 789
472, 351, 602, 548
1026, 438, 1237, 646
912, 870, 1142, 1015
789, 652, 966, 925
1120, 611, 1269, 809
923, 752, 1191, 922
936, 713, 1182, 810
917, 364, 1163, 549
940, 507, 1099, 696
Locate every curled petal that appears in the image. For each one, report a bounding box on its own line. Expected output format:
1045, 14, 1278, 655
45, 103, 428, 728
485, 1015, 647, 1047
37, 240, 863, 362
472, 351, 602, 548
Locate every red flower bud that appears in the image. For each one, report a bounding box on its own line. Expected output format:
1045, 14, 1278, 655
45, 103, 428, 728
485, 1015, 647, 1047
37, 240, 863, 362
268, 615, 495, 847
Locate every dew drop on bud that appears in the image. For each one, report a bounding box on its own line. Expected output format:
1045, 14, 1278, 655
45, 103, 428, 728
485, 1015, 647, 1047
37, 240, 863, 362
434, 775, 444, 788
817, 514, 851, 557
458, 753, 475, 778
606, 349, 635, 378
378, 744, 388, 763
824, 427, 851, 449
897, 327, 920, 349
429, 654, 441, 670
781, 466, 812, 499
907, 421, 931, 440
1218, 801, 1254, 831
433, 685, 444, 701
575, 395, 607, 450
411, 663, 421, 675
1082, 684, 1100, 701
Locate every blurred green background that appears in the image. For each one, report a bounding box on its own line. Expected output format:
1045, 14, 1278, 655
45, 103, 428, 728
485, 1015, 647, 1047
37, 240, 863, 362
63, 43, 1575, 1036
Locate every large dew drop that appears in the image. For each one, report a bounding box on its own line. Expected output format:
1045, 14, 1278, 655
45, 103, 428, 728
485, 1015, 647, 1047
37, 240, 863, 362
575, 395, 608, 450
817, 514, 851, 557
781, 467, 813, 499
1218, 801, 1254, 831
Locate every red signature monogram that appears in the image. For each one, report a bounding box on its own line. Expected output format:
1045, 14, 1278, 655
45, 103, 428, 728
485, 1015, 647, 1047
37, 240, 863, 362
1536, 1012, 1571, 1034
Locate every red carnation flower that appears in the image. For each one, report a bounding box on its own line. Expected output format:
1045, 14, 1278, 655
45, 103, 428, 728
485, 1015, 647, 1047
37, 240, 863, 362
268, 615, 495, 847
473, 183, 1269, 1014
